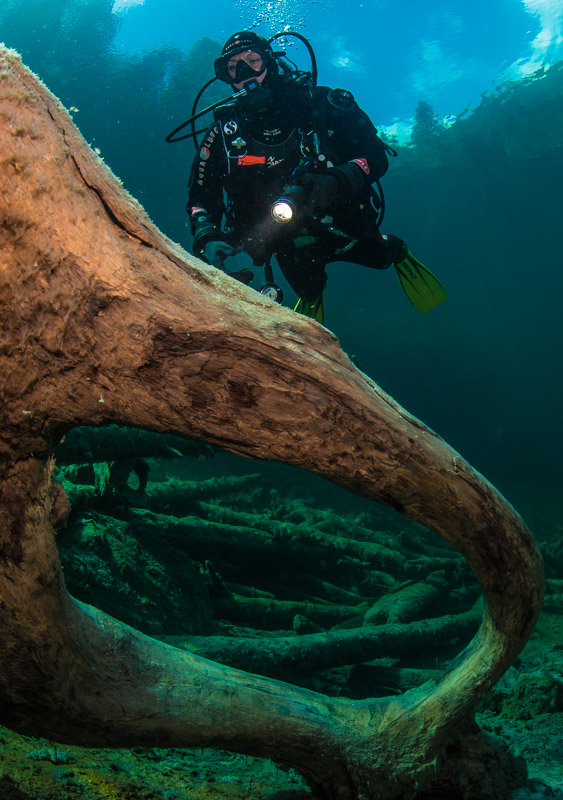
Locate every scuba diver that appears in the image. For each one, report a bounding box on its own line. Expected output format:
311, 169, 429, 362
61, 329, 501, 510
172, 30, 446, 322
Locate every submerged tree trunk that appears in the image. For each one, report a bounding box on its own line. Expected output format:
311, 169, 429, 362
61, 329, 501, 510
0, 46, 544, 799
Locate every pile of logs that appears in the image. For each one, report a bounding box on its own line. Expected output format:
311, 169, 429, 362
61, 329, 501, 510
56, 425, 482, 697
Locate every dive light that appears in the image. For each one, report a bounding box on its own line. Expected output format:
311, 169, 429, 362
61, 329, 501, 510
270, 184, 306, 224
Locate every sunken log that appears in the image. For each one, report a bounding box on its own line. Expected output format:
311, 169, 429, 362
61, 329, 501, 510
0, 46, 544, 799
167, 606, 483, 679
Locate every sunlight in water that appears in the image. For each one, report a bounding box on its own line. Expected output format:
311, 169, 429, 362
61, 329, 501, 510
519, 0, 563, 72
112, 0, 145, 13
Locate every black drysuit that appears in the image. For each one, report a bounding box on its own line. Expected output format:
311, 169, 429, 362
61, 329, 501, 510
187, 72, 399, 301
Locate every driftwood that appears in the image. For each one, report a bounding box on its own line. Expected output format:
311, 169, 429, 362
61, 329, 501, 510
0, 46, 545, 798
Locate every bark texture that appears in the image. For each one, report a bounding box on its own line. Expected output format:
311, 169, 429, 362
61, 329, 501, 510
0, 47, 545, 798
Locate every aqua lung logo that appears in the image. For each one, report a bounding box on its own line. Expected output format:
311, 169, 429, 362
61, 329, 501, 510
197, 125, 219, 185
203, 126, 218, 147
223, 120, 238, 135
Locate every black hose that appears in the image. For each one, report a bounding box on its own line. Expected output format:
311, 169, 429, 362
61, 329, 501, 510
165, 77, 220, 144
375, 178, 386, 227
268, 31, 318, 88
264, 263, 274, 283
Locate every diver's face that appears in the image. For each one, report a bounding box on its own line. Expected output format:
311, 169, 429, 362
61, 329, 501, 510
228, 50, 266, 89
